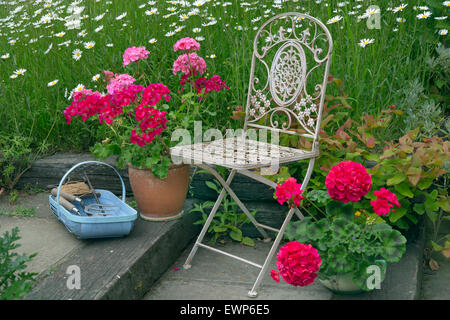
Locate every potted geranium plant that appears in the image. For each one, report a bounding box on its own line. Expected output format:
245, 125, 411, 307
271, 161, 407, 294
64, 38, 228, 221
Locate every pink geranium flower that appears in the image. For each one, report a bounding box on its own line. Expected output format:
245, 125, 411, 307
325, 161, 372, 203
106, 73, 136, 95
172, 52, 206, 77
173, 37, 201, 52
273, 241, 321, 287
123, 46, 150, 67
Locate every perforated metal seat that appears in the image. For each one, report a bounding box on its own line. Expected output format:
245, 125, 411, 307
171, 136, 319, 170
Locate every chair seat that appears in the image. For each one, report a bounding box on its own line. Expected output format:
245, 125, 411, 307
170, 136, 318, 170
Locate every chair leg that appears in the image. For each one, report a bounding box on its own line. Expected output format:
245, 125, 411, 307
247, 207, 296, 298
183, 169, 237, 269
198, 164, 270, 240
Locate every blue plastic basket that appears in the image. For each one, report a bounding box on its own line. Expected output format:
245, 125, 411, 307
49, 161, 137, 239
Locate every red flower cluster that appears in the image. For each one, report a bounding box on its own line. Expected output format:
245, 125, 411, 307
325, 161, 372, 203
275, 177, 305, 208
64, 82, 170, 147
370, 188, 401, 216
271, 241, 322, 287
64, 89, 107, 124
195, 75, 229, 96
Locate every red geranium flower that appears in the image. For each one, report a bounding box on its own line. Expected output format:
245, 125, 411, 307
325, 161, 371, 203
273, 241, 321, 287
371, 188, 401, 216
275, 177, 305, 208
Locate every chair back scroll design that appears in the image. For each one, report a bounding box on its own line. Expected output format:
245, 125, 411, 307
243, 12, 333, 146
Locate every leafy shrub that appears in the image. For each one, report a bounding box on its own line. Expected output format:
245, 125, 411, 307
0, 227, 38, 300
191, 177, 255, 247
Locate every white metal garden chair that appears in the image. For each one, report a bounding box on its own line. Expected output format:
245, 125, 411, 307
170, 12, 332, 297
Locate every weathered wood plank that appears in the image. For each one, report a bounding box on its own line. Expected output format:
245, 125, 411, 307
17, 153, 277, 201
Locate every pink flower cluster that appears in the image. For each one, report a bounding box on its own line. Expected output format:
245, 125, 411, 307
173, 37, 200, 52
106, 72, 137, 94
275, 177, 305, 208
325, 161, 372, 203
123, 46, 150, 67
370, 188, 401, 216
172, 52, 206, 77
271, 241, 322, 287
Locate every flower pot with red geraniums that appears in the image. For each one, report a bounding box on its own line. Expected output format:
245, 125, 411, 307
270, 161, 407, 294
64, 38, 229, 221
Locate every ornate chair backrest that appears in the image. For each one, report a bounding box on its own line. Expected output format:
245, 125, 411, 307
243, 12, 333, 148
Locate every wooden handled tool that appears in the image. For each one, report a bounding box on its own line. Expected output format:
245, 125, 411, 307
51, 188, 82, 203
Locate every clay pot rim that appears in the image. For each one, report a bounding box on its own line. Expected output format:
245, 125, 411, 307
127, 163, 189, 171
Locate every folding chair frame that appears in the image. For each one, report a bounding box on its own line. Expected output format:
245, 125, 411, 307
178, 12, 332, 298
183, 158, 315, 297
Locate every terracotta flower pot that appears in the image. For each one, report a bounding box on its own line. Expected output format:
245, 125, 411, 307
128, 164, 190, 221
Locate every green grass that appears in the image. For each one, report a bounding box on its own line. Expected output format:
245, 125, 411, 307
0, 0, 446, 152
0, 206, 36, 217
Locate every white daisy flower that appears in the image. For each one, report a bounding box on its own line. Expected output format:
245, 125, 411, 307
73, 84, 85, 93
55, 31, 65, 37
439, 29, 448, 35
48, 79, 59, 87
145, 8, 158, 15
165, 31, 175, 37
92, 74, 100, 81
14, 68, 27, 76
95, 25, 103, 32
417, 11, 432, 19
358, 38, 375, 47
149, 38, 157, 44
327, 15, 343, 24
10, 74, 18, 79
210, 54, 216, 59
393, 4, 408, 13
195, 36, 205, 41
193, 27, 201, 33
94, 13, 105, 21
1, 53, 10, 59
116, 12, 127, 20
444, 1, 450, 6
84, 41, 95, 49
72, 48, 82, 60
106, 43, 114, 47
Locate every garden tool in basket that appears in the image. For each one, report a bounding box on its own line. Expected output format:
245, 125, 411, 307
50, 188, 82, 216
50, 188, 103, 215
82, 172, 116, 216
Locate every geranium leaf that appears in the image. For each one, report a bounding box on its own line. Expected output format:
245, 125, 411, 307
379, 229, 407, 262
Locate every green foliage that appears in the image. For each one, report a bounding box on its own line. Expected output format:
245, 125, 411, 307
0, 135, 33, 192
0, 227, 38, 300
286, 216, 406, 291
0, 207, 36, 218
191, 179, 255, 247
